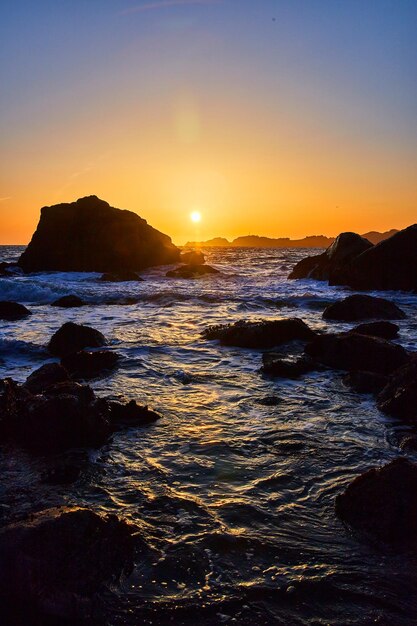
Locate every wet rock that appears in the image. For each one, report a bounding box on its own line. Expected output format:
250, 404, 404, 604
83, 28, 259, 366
180, 250, 205, 264
24, 363, 70, 394
288, 252, 326, 279
0, 507, 136, 619
335, 458, 417, 544
61, 350, 119, 379
377, 356, 417, 423
51, 294, 85, 307
99, 271, 143, 282
261, 354, 315, 378
398, 435, 417, 452
48, 322, 106, 357
343, 370, 388, 394
203, 318, 316, 348
0, 378, 33, 439
348, 321, 399, 340
108, 399, 161, 426
0, 301, 31, 320
256, 395, 282, 406
44, 381, 96, 403
305, 332, 409, 375
166, 264, 219, 278
322, 294, 406, 321
41, 464, 82, 485
18, 195, 180, 272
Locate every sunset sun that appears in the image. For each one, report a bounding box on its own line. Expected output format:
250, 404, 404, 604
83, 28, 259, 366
190, 210, 202, 223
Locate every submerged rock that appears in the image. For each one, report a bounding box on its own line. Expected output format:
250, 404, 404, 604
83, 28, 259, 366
180, 250, 205, 264
48, 322, 106, 357
108, 399, 161, 425
61, 350, 119, 379
166, 264, 219, 278
24, 362, 70, 394
348, 321, 399, 340
377, 356, 417, 423
305, 332, 409, 375
322, 294, 406, 321
0, 507, 136, 619
51, 294, 85, 307
335, 458, 417, 545
343, 370, 388, 394
203, 318, 316, 348
0, 301, 31, 320
261, 354, 315, 378
99, 271, 143, 282
18, 195, 180, 273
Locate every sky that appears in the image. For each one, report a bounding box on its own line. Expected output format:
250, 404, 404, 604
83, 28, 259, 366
1, 0, 416, 244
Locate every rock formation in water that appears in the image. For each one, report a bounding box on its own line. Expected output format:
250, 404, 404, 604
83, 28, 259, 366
322, 294, 406, 321
18, 195, 180, 273
203, 318, 316, 348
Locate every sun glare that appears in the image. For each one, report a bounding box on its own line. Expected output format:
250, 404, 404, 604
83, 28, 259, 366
190, 211, 202, 223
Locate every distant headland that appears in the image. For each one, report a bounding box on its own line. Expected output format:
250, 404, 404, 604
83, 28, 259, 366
185, 230, 398, 248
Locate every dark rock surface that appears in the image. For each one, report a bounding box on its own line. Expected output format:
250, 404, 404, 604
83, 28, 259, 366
377, 356, 417, 423
261, 354, 315, 378
335, 458, 417, 545
348, 321, 399, 340
99, 271, 143, 282
48, 322, 106, 357
180, 250, 205, 264
305, 332, 409, 375
322, 294, 405, 321
343, 370, 388, 394
24, 362, 70, 394
18, 195, 179, 273
0, 301, 31, 320
0, 507, 136, 619
61, 350, 119, 379
203, 318, 316, 348
51, 294, 85, 307
166, 264, 219, 278
108, 399, 161, 425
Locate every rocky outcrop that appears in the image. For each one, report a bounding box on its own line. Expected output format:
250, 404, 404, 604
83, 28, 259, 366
305, 332, 409, 375
348, 321, 399, 340
166, 264, 219, 278
108, 399, 161, 425
48, 322, 106, 357
335, 458, 417, 545
51, 295, 85, 307
0, 301, 31, 320
61, 350, 119, 379
24, 363, 70, 394
0, 507, 136, 620
377, 356, 417, 423
99, 271, 143, 282
343, 370, 388, 394
180, 250, 205, 264
261, 354, 315, 378
18, 195, 180, 273
288, 233, 372, 280
323, 295, 406, 322
203, 318, 316, 348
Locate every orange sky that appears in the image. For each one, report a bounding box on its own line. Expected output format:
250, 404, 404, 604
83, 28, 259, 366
1, 2, 416, 245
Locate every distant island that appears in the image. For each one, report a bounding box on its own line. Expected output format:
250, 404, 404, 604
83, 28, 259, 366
185, 230, 398, 248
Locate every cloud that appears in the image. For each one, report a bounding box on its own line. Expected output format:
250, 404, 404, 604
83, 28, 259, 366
120, 0, 221, 16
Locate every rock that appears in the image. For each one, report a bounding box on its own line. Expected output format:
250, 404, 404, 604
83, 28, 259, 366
348, 321, 399, 340
61, 350, 119, 379
0, 507, 136, 619
44, 381, 96, 403
343, 371, 388, 394
288, 232, 372, 281
261, 354, 315, 378
180, 250, 205, 264
256, 395, 282, 406
18, 195, 180, 273
99, 271, 143, 282
41, 464, 82, 485
0, 378, 33, 440
166, 264, 219, 278
398, 435, 417, 452
322, 294, 406, 321
24, 363, 70, 394
305, 332, 409, 374
330, 224, 417, 291
0, 262, 18, 276
108, 400, 161, 425
0, 301, 31, 320
335, 458, 417, 544
51, 294, 85, 307
48, 322, 106, 357
377, 356, 417, 423
203, 318, 316, 348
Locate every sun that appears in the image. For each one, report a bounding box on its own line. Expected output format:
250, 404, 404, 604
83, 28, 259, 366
190, 210, 202, 223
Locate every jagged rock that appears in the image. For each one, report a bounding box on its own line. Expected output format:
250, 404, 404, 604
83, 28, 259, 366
203, 318, 316, 348
61, 350, 119, 379
48, 322, 106, 357
343, 370, 388, 394
335, 458, 417, 544
377, 356, 417, 423
18, 195, 179, 273
0, 301, 31, 320
0, 507, 136, 620
180, 250, 205, 264
348, 321, 399, 340
51, 295, 85, 307
288, 253, 326, 279
322, 295, 405, 321
166, 264, 219, 278
305, 332, 409, 375
108, 400, 161, 425
44, 381, 96, 403
99, 271, 143, 282
261, 354, 315, 378
24, 363, 70, 394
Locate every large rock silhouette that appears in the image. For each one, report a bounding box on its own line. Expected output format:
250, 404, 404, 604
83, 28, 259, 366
18, 195, 180, 272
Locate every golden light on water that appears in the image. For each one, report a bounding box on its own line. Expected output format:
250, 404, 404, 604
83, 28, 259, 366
190, 211, 202, 224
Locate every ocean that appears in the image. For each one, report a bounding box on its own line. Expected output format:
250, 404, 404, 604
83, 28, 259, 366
1, 244, 417, 625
